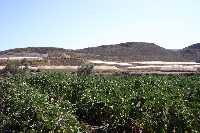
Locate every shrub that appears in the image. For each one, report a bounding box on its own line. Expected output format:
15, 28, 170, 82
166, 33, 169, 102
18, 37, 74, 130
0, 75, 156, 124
0, 60, 32, 78
77, 64, 94, 76
20, 58, 30, 69
0, 60, 21, 76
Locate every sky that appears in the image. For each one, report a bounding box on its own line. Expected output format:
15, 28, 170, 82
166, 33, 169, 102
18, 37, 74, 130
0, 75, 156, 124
0, 0, 200, 51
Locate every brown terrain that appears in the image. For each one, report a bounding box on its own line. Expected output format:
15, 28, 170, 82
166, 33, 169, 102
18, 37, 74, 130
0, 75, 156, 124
1, 42, 200, 73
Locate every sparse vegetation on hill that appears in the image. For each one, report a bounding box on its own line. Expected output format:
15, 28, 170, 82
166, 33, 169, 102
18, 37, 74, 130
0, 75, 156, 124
179, 43, 200, 62
1, 42, 200, 63
184, 43, 200, 49
76, 42, 184, 61
0, 47, 69, 57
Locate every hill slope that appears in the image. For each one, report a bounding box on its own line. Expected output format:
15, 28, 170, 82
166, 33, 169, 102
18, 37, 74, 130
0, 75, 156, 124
0, 42, 200, 62
76, 42, 183, 61
0, 47, 71, 57
185, 43, 200, 49
180, 43, 200, 62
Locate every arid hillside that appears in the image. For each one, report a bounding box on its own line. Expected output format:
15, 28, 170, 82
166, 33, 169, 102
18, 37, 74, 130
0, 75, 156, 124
179, 43, 200, 62
76, 42, 184, 61
0, 42, 200, 63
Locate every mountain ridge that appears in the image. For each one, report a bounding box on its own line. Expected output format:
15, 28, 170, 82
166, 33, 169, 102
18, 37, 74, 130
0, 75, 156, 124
0, 42, 200, 62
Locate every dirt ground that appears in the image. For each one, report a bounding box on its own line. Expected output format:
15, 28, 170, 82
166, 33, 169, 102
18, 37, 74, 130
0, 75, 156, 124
0, 60, 200, 74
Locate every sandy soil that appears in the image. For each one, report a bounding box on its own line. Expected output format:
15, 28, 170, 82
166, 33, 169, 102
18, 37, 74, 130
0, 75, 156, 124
132, 61, 200, 65
89, 60, 132, 66
0, 66, 5, 69
0, 60, 200, 73
36, 66, 78, 70
128, 65, 197, 72
94, 66, 120, 71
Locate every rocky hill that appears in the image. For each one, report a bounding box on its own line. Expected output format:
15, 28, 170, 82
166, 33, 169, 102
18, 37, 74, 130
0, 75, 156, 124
76, 42, 183, 61
184, 43, 200, 49
0, 47, 71, 57
1, 42, 200, 63
180, 43, 200, 62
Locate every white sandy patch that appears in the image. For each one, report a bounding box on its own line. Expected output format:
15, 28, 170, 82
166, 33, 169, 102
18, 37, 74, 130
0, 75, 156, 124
89, 60, 132, 66
94, 66, 119, 70
0, 66, 5, 70
132, 61, 200, 65
128, 65, 197, 72
160, 65, 197, 71
37, 66, 78, 70
128, 65, 163, 69
128, 65, 163, 71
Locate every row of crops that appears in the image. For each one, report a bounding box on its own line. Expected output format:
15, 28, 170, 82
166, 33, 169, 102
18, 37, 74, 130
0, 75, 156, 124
0, 72, 200, 132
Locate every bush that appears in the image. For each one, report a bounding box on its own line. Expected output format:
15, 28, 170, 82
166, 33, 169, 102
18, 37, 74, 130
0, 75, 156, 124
0, 60, 21, 76
21, 58, 30, 70
0, 60, 32, 77
77, 64, 94, 76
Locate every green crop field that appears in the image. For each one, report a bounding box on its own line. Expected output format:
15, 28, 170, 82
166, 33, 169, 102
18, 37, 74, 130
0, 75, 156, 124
0, 72, 200, 132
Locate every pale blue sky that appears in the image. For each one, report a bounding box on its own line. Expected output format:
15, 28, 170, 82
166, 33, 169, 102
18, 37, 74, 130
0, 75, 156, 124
0, 0, 200, 51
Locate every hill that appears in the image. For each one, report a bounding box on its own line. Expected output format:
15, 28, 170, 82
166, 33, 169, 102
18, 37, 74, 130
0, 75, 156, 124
1, 42, 200, 63
0, 47, 71, 57
76, 42, 183, 61
184, 43, 200, 49
180, 43, 200, 62
0, 47, 86, 66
